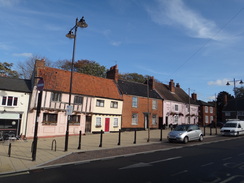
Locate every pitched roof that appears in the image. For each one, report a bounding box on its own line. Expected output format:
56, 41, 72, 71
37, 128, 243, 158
155, 81, 198, 105
37, 67, 122, 100
117, 80, 162, 99
223, 98, 244, 111
0, 77, 31, 93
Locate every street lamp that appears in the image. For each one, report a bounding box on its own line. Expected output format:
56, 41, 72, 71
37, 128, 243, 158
226, 78, 243, 119
64, 17, 88, 152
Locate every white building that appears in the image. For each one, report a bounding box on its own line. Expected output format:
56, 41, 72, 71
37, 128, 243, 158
0, 77, 31, 138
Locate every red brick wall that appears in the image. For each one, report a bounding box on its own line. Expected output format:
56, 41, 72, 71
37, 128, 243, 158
121, 95, 163, 129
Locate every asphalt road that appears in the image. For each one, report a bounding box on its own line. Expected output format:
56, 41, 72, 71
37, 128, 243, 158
1, 136, 244, 183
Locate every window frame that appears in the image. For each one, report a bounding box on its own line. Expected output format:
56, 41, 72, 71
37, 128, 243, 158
132, 113, 138, 125
74, 96, 83, 105
96, 99, 105, 107
96, 117, 102, 127
51, 92, 61, 102
110, 101, 118, 108
1, 96, 18, 107
132, 97, 138, 108
152, 100, 157, 110
43, 113, 58, 125
113, 118, 119, 127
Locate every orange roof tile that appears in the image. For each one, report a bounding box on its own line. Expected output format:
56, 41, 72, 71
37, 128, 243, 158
37, 67, 122, 100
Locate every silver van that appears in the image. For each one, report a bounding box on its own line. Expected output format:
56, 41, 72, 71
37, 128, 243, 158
220, 120, 244, 136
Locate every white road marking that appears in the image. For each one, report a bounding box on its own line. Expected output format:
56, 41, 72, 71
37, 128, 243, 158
170, 170, 188, 176
222, 157, 232, 161
119, 156, 181, 170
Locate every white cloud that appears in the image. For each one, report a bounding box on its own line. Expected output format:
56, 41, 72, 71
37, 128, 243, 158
12, 53, 33, 57
207, 79, 229, 86
146, 0, 229, 41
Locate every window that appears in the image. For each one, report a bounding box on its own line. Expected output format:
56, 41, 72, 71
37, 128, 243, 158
51, 92, 61, 102
205, 106, 208, 113
174, 115, 179, 123
110, 101, 118, 108
1, 96, 18, 106
152, 114, 157, 125
132, 97, 138, 108
175, 105, 179, 111
113, 118, 118, 127
43, 113, 58, 125
210, 116, 213, 123
70, 115, 80, 125
74, 96, 83, 104
96, 117, 102, 127
132, 113, 138, 125
96, 100, 104, 107
210, 107, 213, 113
152, 100, 157, 110
205, 116, 209, 123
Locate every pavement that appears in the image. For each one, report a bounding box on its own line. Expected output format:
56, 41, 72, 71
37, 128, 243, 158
0, 127, 220, 175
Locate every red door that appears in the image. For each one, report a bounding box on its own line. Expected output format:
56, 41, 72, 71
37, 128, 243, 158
105, 118, 110, 132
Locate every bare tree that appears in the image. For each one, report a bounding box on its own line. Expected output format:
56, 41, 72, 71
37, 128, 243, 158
17, 55, 52, 79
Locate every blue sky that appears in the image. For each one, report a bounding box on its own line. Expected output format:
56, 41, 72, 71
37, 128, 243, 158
1, 0, 244, 101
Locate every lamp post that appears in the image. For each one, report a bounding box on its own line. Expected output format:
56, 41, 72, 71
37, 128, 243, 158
64, 17, 88, 152
226, 78, 243, 119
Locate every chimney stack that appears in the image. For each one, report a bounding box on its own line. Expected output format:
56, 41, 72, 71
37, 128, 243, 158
192, 93, 197, 101
106, 64, 118, 82
169, 79, 175, 93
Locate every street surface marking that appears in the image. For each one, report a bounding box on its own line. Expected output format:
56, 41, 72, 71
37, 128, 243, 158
119, 156, 181, 170
201, 162, 214, 167
170, 170, 188, 176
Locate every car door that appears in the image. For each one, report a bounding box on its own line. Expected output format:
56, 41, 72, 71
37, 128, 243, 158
187, 126, 195, 141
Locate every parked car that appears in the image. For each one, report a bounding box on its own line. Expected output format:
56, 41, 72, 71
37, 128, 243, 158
220, 120, 244, 136
167, 124, 204, 144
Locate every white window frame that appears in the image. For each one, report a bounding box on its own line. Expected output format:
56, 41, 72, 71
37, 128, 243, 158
175, 104, 179, 111
152, 114, 157, 125
132, 97, 138, 108
210, 107, 213, 113
205, 106, 208, 113
205, 116, 209, 123
1, 96, 18, 106
113, 118, 118, 127
132, 113, 138, 125
96, 117, 102, 127
152, 100, 157, 110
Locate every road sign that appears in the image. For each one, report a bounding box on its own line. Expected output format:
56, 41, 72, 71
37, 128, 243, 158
66, 105, 73, 115
37, 78, 44, 91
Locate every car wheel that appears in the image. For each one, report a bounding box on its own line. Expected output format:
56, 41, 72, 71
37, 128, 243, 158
183, 137, 188, 144
199, 135, 203, 142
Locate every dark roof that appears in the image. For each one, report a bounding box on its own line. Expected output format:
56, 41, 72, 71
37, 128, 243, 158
223, 98, 244, 111
155, 81, 198, 105
117, 80, 162, 99
0, 77, 32, 93
196, 100, 214, 106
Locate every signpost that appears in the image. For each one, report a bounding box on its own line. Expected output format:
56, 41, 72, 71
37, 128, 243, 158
32, 78, 44, 161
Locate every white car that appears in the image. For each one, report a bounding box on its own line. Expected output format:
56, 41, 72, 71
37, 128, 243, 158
167, 124, 204, 144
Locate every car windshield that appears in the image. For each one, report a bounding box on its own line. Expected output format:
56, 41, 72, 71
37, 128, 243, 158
223, 123, 237, 128
174, 125, 189, 131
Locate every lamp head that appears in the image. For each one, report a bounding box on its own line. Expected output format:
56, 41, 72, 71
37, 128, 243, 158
77, 16, 88, 28
66, 31, 75, 39
226, 82, 230, 86
240, 80, 244, 85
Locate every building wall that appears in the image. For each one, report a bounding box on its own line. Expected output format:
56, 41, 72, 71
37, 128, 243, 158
0, 90, 30, 137
91, 97, 122, 133
121, 95, 163, 130
26, 88, 91, 137
200, 105, 216, 125
163, 100, 199, 126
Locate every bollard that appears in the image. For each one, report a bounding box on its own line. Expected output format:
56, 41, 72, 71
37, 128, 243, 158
51, 139, 57, 151
210, 126, 212, 136
117, 129, 121, 146
133, 130, 137, 144
78, 130, 82, 150
203, 125, 206, 136
215, 126, 217, 135
99, 130, 103, 147
31, 141, 34, 153
160, 127, 163, 141
8, 143, 11, 157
